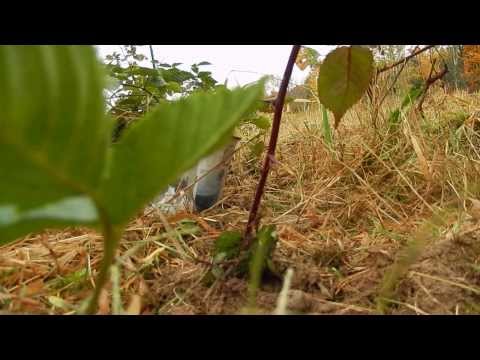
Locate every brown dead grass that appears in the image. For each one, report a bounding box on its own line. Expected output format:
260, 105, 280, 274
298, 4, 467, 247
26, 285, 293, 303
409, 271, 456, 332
1, 87, 480, 315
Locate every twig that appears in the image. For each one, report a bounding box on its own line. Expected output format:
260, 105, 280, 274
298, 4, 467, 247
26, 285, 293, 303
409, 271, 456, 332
372, 58, 409, 129
377, 45, 436, 74
243, 45, 301, 245
122, 83, 160, 103
367, 45, 437, 104
417, 63, 448, 115
149, 45, 157, 70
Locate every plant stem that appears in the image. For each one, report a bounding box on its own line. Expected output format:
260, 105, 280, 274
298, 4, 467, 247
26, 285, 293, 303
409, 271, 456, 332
243, 45, 301, 245
84, 208, 123, 315
149, 45, 157, 69
376, 45, 436, 74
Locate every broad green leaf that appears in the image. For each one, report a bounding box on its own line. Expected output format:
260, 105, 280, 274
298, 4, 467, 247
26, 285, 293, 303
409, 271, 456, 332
0, 46, 112, 245
197, 61, 212, 66
317, 46, 374, 128
100, 82, 264, 225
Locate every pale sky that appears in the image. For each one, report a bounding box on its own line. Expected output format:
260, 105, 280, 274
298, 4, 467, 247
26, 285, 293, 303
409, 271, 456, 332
96, 45, 337, 88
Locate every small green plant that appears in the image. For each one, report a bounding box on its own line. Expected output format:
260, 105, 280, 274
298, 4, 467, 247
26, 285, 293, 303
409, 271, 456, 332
387, 82, 424, 127
0, 45, 264, 313
105, 45, 219, 141
209, 225, 278, 312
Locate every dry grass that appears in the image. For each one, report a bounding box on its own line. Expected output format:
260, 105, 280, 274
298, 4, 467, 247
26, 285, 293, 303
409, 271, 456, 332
1, 87, 480, 315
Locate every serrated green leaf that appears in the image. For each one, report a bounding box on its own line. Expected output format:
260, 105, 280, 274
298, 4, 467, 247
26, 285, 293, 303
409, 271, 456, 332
0, 46, 112, 245
317, 46, 374, 128
100, 82, 264, 225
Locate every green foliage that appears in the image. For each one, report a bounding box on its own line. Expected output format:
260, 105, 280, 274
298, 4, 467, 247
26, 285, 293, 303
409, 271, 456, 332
105, 46, 219, 139
247, 114, 271, 130
0, 46, 111, 244
387, 82, 424, 127
213, 231, 243, 262
0, 45, 264, 312
241, 107, 272, 160
317, 46, 374, 128
207, 225, 278, 292
49, 268, 88, 291
246, 225, 278, 308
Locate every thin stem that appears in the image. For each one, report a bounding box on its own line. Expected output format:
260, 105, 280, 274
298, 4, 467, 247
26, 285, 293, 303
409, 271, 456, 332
122, 83, 160, 103
84, 206, 123, 315
377, 45, 436, 74
149, 45, 157, 70
243, 45, 301, 245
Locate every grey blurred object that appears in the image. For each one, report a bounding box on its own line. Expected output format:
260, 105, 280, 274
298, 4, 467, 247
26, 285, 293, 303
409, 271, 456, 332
148, 135, 240, 214
193, 136, 239, 211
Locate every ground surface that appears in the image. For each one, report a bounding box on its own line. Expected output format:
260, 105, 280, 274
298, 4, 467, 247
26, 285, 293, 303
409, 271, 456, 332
1, 89, 480, 315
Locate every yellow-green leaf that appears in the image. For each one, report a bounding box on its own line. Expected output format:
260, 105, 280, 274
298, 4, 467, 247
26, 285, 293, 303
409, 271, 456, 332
317, 46, 374, 128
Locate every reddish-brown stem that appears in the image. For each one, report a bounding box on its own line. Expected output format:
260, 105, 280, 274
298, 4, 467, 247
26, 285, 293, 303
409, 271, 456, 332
243, 45, 301, 245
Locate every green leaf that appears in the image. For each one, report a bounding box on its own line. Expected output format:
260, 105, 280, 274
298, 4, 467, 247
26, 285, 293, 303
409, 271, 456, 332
388, 83, 425, 128
0, 197, 98, 243
197, 61, 212, 66
166, 81, 182, 93
401, 83, 424, 108
247, 225, 278, 307
0, 46, 111, 245
317, 46, 374, 128
249, 115, 271, 130
100, 81, 265, 225
214, 231, 243, 261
